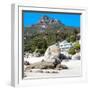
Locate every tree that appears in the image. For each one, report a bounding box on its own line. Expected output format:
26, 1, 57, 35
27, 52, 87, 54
74, 29, 80, 35
68, 48, 76, 55
43, 39, 48, 49
70, 35, 76, 42
74, 41, 80, 50
66, 37, 70, 42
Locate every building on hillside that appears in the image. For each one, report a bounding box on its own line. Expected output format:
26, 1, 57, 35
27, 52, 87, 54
59, 40, 72, 52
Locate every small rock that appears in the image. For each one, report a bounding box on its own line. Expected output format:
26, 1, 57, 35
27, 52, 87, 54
56, 64, 68, 69
61, 65, 68, 69
24, 61, 30, 65
51, 71, 59, 73
45, 71, 50, 73
30, 70, 32, 72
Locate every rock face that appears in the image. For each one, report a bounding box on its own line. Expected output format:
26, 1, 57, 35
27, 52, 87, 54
44, 44, 61, 65
72, 53, 80, 60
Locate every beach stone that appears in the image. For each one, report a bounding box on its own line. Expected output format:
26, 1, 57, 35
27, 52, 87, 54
44, 44, 62, 65
72, 53, 80, 60
60, 65, 68, 69
56, 64, 68, 69
24, 61, 30, 65
25, 61, 55, 70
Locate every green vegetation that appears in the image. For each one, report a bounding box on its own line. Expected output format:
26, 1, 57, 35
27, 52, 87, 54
70, 35, 76, 42
36, 49, 46, 55
74, 41, 80, 50
66, 33, 76, 43
68, 41, 80, 55
24, 29, 80, 54
68, 47, 76, 55
24, 16, 80, 54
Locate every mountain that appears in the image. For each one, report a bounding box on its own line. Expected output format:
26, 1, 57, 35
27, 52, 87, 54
24, 15, 80, 37
24, 15, 80, 52
24, 16, 64, 35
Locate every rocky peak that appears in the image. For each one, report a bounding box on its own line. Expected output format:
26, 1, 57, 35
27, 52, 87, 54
39, 15, 60, 25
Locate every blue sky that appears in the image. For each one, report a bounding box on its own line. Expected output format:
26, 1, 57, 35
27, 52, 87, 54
23, 11, 80, 27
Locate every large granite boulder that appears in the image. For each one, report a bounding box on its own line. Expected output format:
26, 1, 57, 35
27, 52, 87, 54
44, 44, 62, 65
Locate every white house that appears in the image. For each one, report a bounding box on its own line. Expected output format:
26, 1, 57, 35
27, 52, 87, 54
59, 40, 72, 52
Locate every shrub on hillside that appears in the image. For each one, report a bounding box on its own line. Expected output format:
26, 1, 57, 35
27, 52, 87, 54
68, 47, 76, 55
36, 49, 46, 55
74, 41, 80, 50
70, 35, 76, 42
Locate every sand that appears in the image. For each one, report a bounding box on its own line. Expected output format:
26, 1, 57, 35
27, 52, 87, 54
24, 56, 81, 79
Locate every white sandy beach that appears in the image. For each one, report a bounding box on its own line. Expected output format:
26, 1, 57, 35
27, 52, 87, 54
24, 56, 81, 79
24, 56, 44, 64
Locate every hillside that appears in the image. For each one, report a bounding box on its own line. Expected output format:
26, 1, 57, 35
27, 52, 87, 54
24, 15, 80, 35
24, 15, 80, 53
